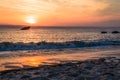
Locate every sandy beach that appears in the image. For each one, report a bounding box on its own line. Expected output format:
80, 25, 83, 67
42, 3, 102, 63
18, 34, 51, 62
0, 47, 120, 80
0, 57, 120, 80
0, 47, 120, 71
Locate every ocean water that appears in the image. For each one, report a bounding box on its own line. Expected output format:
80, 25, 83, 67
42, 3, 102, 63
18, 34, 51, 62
0, 27, 120, 51
0, 27, 120, 71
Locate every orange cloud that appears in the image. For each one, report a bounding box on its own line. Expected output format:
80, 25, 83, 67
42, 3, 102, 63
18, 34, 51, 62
0, 0, 120, 26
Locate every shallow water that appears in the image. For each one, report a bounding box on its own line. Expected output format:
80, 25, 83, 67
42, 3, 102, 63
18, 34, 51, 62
0, 46, 120, 71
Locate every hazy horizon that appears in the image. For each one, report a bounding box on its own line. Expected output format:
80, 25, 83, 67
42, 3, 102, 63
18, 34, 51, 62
0, 24, 120, 28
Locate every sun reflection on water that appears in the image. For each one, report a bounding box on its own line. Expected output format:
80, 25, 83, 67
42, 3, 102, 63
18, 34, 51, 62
20, 56, 49, 67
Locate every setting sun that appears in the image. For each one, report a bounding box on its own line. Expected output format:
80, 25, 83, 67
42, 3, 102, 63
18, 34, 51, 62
25, 16, 36, 24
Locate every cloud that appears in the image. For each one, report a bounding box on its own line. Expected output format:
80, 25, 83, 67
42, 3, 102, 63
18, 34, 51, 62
96, 0, 120, 16
0, 0, 59, 18
0, 0, 119, 26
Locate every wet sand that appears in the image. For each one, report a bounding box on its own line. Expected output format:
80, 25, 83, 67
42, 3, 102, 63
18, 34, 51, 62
0, 47, 120, 71
0, 47, 120, 80
0, 57, 120, 80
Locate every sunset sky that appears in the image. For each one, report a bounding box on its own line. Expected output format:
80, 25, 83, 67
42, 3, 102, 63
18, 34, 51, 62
0, 0, 120, 26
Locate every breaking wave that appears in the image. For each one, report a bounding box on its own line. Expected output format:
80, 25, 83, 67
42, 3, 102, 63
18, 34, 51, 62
0, 41, 120, 51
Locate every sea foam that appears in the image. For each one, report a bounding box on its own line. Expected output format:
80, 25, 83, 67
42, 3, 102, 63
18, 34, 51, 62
0, 40, 120, 51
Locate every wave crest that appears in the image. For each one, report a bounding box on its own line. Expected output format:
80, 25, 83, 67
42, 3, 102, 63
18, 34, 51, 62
0, 41, 120, 51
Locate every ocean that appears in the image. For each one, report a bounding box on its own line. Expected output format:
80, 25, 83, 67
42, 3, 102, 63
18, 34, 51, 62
0, 27, 120, 71
0, 27, 120, 51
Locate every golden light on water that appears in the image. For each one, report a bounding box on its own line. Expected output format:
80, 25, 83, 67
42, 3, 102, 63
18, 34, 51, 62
0, 51, 108, 71
22, 57, 47, 66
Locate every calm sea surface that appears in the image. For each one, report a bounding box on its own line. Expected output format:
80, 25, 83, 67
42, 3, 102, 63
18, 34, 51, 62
0, 27, 120, 43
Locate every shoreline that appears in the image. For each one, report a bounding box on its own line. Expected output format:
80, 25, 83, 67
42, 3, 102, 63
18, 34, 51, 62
0, 46, 120, 71
0, 57, 120, 80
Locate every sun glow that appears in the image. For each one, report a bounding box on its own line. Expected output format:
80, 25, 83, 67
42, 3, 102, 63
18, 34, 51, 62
25, 16, 36, 24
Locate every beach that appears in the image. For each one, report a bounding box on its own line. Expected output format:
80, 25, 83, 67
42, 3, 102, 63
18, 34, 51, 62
0, 46, 120, 80
0, 57, 120, 80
